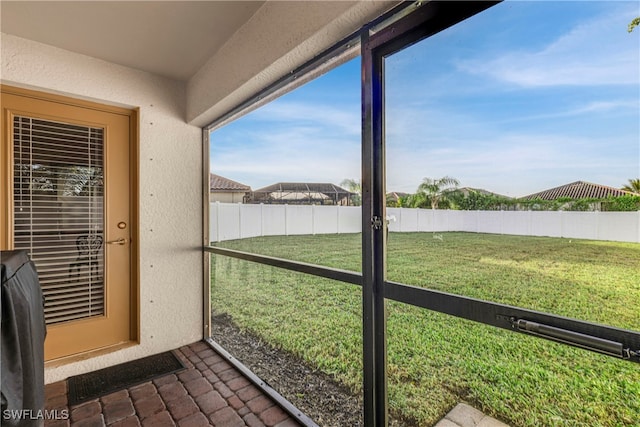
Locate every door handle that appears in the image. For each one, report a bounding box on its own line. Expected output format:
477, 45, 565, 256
106, 238, 127, 245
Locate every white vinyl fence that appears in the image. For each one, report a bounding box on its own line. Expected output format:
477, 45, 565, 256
210, 202, 640, 243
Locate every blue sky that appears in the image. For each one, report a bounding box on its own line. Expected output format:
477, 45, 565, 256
211, 1, 639, 198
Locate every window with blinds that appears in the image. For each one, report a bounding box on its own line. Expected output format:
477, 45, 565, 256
13, 115, 105, 325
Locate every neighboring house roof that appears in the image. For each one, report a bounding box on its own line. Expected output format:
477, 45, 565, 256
521, 181, 635, 200
209, 174, 250, 192
387, 192, 410, 201
459, 187, 512, 199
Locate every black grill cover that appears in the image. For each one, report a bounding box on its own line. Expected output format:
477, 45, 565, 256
1, 250, 46, 427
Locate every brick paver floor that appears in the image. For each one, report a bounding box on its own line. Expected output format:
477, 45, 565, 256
44, 341, 302, 427
434, 403, 510, 427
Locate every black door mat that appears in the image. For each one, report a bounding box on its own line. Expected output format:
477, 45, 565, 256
67, 351, 187, 406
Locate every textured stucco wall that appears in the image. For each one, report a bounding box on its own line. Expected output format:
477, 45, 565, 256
1, 33, 204, 384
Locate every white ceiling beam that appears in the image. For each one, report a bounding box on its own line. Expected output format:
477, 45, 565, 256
186, 1, 398, 128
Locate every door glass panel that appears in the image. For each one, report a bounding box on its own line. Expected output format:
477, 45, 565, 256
384, 1, 640, 330
13, 116, 105, 325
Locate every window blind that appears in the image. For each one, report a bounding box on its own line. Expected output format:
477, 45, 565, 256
13, 116, 105, 325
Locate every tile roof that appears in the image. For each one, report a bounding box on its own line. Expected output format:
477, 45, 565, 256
459, 187, 512, 199
210, 174, 250, 192
387, 191, 410, 201
521, 181, 636, 200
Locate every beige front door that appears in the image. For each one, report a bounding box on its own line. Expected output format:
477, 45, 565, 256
1, 86, 137, 361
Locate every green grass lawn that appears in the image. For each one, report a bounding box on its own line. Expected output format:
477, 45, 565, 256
211, 232, 640, 426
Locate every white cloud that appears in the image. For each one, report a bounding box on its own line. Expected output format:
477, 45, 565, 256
485, 98, 640, 125
458, 7, 640, 87
572, 99, 639, 114
252, 101, 360, 136
211, 103, 361, 188
385, 131, 638, 197
384, 100, 638, 197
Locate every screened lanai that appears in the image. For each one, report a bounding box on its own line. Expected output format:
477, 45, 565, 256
2, 1, 639, 427
245, 182, 355, 205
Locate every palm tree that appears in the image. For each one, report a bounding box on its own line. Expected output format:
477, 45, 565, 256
401, 192, 426, 208
340, 178, 362, 206
622, 178, 640, 193
416, 176, 460, 209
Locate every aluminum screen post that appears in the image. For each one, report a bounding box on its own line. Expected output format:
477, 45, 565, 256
361, 30, 388, 427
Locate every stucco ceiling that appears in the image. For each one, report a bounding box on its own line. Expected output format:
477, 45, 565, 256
0, 1, 266, 81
